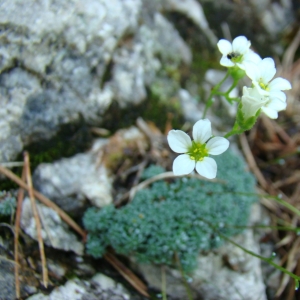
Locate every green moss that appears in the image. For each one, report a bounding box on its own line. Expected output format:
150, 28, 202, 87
0, 191, 17, 217
0, 121, 94, 190
23, 122, 93, 167
83, 149, 257, 271
102, 92, 184, 134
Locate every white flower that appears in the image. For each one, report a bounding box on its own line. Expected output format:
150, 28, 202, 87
167, 119, 229, 179
241, 86, 287, 119
245, 57, 292, 102
217, 36, 261, 70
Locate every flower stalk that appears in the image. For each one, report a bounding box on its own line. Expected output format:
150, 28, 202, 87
166, 34, 297, 293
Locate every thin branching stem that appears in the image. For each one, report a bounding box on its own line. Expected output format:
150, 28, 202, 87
175, 253, 193, 300
202, 71, 230, 118
161, 266, 167, 300
197, 217, 300, 284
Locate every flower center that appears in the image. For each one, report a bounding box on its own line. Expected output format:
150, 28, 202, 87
227, 52, 242, 63
259, 80, 270, 91
187, 141, 209, 162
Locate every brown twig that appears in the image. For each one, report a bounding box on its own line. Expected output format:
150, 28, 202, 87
276, 237, 300, 297
282, 27, 300, 74
24, 152, 48, 288
128, 171, 226, 202
104, 252, 149, 298
240, 133, 294, 203
0, 164, 86, 239
239, 133, 268, 190
240, 130, 300, 298
14, 166, 26, 299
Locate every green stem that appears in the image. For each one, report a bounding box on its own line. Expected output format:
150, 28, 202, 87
225, 191, 300, 218
219, 233, 300, 282
270, 195, 300, 218
161, 266, 167, 300
215, 78, 239, 105
224, 122, 244, 138
212, 91, 240, 104
224, 129, 238, 138
225, 79, 239, 96
215, 71, 231, 91
228, 225, 300, 232
202, 72, 230, 118
175, 253, 193, 300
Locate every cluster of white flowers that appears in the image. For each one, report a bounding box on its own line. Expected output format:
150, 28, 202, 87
168, 35, 291, 179
218, 36, 292, 119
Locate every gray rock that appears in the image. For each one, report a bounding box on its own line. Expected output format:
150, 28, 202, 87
178, 89, 203, 122
33, 140, 112, 213
0, 257, 16, 300
249, 0, 294, 40
107, 11, 192, 107
32, 126, 148, 213
27, 274, 130, 300
20, 197, 84, 255
164, 0, 218, 46
0, 0, 195, 163
46, 259, 67, 280
0, 239, 38, 300
27, 280, 87, 300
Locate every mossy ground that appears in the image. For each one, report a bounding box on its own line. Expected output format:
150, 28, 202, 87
84, 150, 257, 272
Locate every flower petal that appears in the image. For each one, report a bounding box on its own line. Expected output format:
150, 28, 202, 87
192, 119, 212, 144
167, 130, 192, 153
243, 51, 261, 64
245, 62, 260, 81
269, 90, 286, 102
217, 39, 232, 55
265, 98, 287, 111
260, 58, 276, 83
220, 56, 235, 67
232, 36, 250, 54
195, 157, 217, 179
261, 106, 278, 119
269, 77, 292, 91
206, 137, 230, 155
172, 154, 195, 176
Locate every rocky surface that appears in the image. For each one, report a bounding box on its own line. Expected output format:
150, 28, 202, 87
0, 235, 39, 300
21, 197, 84, 255
0, 0, 294, 162
27, 273, 131, 300
0, 0, 196, 163
32, 140, 112, 213
32, 126, 148, 213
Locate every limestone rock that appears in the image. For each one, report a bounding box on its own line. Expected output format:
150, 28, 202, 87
33, 140, 112, 213
21, 197, 84, 255
27, 274, 130, 300
32, 126, 148, 214
0, 0, 193, 163
164, 0, 217, 46
178, 89, 202, 123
